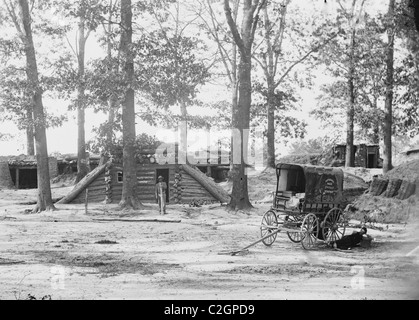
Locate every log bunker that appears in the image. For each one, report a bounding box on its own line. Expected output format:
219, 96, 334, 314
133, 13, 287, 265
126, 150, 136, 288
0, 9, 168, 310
57, 161, 230, 205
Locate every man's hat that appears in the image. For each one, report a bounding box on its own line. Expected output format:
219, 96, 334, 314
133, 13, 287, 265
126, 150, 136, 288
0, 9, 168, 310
158, 176, 164, 180
361, 227, 368, 234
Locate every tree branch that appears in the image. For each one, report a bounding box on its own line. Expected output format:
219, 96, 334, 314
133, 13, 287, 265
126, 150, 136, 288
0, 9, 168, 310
250, 0, 267, 45
3, 0, 24, 39
274, 33, 338, 89
224, 0, 245, 55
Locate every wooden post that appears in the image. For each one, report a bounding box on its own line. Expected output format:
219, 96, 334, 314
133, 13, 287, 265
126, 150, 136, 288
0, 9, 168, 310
85, 188, 89, 214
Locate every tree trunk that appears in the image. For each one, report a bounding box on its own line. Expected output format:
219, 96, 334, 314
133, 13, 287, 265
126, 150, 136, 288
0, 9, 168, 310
229, 49, 239, 173
105, 0, 118, 149
266, 86, 276, 168
224, 0, 263, 210
383, 0, 395, 174
119, 0, 143, 209
346, 29, 356, 168
18, 0, 54, 212
106, 97, 116, 146
75, 14, 89, 183
372, 98, 380, 145
26, 108, 35, 155
179, 100, 188, 164
229, 56, 253, 210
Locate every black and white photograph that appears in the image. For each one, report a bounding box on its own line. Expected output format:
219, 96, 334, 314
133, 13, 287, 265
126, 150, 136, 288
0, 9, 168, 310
0, 0, 418, 302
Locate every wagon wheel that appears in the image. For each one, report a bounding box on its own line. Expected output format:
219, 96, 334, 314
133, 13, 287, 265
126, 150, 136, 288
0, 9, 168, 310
301, 213, 319, 250
322, 208, 346, 245
286, 215, 305, 243
260, 210, 278, 247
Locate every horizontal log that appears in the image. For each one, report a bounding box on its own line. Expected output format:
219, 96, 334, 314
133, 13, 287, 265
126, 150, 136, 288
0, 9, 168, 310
181, 192, 213, 197
182, 189, 211, 196
89, 180, 106, 188
87, 196, 106, 202
85, 186, 106, 193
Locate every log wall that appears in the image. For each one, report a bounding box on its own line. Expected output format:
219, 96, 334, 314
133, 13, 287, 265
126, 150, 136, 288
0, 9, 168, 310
179, 169, 217, 202
72, 172, 106, 204
70, 163, 220, 205
109, 165, 178, 204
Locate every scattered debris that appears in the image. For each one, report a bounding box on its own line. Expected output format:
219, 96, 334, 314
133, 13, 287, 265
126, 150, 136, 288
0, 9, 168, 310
0, 216, 17, 221
25, 294, 52, 300
189, 199, 219, 207
0, 258, 25, 265
95, 240, 118, 245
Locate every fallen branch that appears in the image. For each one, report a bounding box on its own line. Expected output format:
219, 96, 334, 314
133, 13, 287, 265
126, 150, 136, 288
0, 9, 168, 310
18, 197, 64, 205
92, 218, 182, 223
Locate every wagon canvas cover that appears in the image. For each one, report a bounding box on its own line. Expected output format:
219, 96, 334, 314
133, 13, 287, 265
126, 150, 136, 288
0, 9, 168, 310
303, 167, 344, 205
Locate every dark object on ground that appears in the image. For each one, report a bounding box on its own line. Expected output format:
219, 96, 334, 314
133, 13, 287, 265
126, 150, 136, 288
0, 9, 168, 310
331, 227, 368, 250
95, 240, 118, 245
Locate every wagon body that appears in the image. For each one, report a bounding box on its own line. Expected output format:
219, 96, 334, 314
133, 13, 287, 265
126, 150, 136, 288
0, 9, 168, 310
273, 163, 344, 213
260, 163, 347, 250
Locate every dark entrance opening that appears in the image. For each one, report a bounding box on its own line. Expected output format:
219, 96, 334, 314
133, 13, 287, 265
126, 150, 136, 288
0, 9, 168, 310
368, 154, 376, 168
9, 168, 38, 189
156, 169, 170, 203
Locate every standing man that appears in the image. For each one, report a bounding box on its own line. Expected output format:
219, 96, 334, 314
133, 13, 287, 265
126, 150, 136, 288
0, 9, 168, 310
155, 176, 167, 215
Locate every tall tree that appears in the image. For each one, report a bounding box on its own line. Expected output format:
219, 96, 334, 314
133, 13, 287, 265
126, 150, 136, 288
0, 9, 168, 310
3, 0, 55, 212
51, 0, 105, 182
340, 0, 366, 167
75, 1, 93, 182
383, 0, 396, 173
224, 0, 266, 210
194, 0, 240, 171
103, 0, 120, 149
119, 0, 143, 209
316, 0, 366, 166
313, 14, 388, 145
253, 0, 337, 167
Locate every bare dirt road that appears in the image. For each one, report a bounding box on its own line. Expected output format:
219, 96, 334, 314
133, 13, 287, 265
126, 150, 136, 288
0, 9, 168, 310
1, 187, 418, 300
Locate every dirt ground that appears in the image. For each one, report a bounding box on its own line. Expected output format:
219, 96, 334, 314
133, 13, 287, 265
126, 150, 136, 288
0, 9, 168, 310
1, 173, 419, 300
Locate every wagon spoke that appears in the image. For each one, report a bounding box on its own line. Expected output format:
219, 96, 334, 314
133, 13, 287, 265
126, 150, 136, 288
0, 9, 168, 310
260, 210, 278, 247
323, 208, 346, 244
301, 213, 318, 250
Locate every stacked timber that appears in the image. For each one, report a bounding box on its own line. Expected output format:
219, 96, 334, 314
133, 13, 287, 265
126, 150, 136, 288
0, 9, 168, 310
396, 180, 417, 200
369, 177, 389, 196
383, 179, 403, 198
368, 176, 417, 201
173, 170, 182, 204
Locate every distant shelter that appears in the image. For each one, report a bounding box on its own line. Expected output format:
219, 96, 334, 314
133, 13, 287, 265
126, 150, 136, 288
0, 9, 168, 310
0, 155, 58, 189
332, 144, 381, 168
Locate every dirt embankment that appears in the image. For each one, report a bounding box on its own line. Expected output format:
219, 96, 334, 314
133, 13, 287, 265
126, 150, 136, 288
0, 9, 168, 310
349, 160, 419, 224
